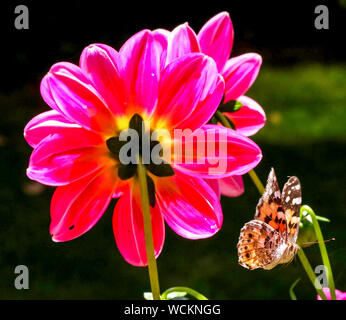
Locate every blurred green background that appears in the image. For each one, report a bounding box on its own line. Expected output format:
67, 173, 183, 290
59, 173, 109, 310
0, 1, 345, 299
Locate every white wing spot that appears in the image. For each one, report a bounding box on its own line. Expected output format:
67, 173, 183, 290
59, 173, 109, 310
285, 196, 290, 202
292, 197, 302, 205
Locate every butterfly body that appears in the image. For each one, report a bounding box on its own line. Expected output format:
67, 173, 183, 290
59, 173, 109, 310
237, 168, 302, 270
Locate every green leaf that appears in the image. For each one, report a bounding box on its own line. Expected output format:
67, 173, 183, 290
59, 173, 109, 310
289, 278, 300, 300
161, 287, 208, 300
166, 291, 188, 300
218, 100, 243, 113
300, 208, 330, 223
316, 215, 330, 222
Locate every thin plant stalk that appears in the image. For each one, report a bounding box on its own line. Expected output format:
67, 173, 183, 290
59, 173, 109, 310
300, 205, 336, 300
289, 278, 300, 300
297, 248, 328, 300
247, 169, 265, 195
137, 159, 161, 300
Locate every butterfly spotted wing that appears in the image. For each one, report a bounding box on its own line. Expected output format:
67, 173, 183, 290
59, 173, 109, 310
238, 168, 301, 270
254, 168, 287, 237
282, 176, 302, 242
237, 220, 286, 270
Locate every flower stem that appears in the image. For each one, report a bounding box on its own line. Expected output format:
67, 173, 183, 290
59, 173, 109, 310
137, 159, 161, 300
214, 110, 265, 194
247, 169, 265, 195
297, 248, 328, 300
215, 110, 232, 128
289, 278, 300, 300
300, 205, 336, 300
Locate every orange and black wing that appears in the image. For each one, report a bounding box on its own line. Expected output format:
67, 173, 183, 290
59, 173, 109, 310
255, 168, 287, 237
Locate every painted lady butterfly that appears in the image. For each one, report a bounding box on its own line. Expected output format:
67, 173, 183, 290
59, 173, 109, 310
237, 168, 302, 270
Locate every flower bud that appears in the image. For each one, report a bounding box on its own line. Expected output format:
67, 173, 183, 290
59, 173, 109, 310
297, 210, 317, 247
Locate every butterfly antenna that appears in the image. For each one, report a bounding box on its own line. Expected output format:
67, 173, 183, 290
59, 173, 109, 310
301, 238, 335, 246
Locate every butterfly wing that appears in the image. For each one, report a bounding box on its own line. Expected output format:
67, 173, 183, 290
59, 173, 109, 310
282, 176, 302, 243
254, 168, 287, 237
237, 220, 286, 270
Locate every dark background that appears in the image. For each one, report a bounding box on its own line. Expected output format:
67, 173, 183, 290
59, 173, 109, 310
1, 0, 346, 92
0, 0, 345, 300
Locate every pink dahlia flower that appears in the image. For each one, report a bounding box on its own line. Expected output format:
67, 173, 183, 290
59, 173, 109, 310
317, 288, 346, 300
167, 12, 266, 198
24, 29, 262, 266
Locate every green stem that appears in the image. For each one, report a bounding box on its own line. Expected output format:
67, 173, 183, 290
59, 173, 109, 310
297, 248, 328, 300
214, 111, 265, 194
137, 159, 161, 300
248, 169, 265, 195
215, 110, 232, 128
289, 278, 300, 300
301, 205, 336, 300
161, 287, 208, 300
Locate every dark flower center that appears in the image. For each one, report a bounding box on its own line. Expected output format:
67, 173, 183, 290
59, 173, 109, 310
106, 114, 174, 207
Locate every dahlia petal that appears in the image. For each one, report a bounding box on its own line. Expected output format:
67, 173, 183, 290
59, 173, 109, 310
155, 53, 219, 129
24, 110, 80, 148
40, 73, 59, 110
113, 186, 165, 266
120, 30, 162, 116
50, 168, 117, 242
224, 96, 266, 136
173, 124, 262, 178
86, 43, 122, 65
219, 175, 244, 197
198, 12, 234, 72
112, 180, 131, 199
204, 178, 221, 199
27, 129, 106, 186
80, 44, 127, 116
166, 23, 200, 64
317, 288, 346, 300
112, 190, 124, 198
153, 28, 170, 69
41, 62, 116, 134
156, 172, 222, 239
222, 53, 262, 102
176, 74, 224, 132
